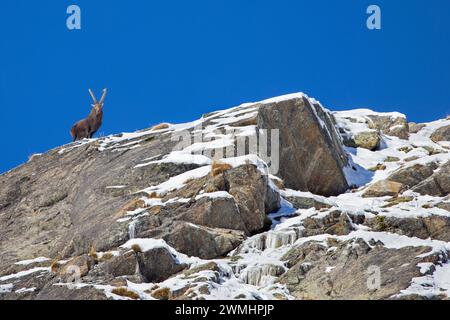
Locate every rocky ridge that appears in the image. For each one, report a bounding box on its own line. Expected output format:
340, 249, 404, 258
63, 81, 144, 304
1, 93, 449, 300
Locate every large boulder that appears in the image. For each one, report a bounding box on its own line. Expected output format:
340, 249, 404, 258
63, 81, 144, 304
136, 247, 186, 283
103, 251, 137, 278
159, 164, 279, 236
352, 131, 381, 151
436, 202, 450, 212
366, 114, 409, 139
180, 196, 248, 233
387, 163, 438, 188
225, 164, 277, 233
430, 125, 450, 143
284, 195, 332, 210
257, 97, 349, 196
412, 161, 450, 196
301, 211, 355, 236
123, 163, 279, 259
163, 222, 245, 260
362, 180, 404, 198
366, 215, 450, 242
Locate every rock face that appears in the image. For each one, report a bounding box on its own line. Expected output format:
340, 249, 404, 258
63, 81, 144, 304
409, 122, 426, 134
366, 114, 409, 139
36, 286, 109, 301
131, 163, 279, 257
388, 163, 438, 188
412, 161, 450, 196
0, 94, 350, 275
284, 195, 332, 211
257, 97, 349, 196
366, 215, 450, 242
279, 239, 441, 300
179, 196, 248, 232
136, 247, 186, 282
430, 125, 450, 142
363, 180, 404, 198
163, 222, 245, 259
352, 131, 381, 151
362, 161, 445, 198
1, 93, 450, 301
301, 211, 355, 236
103, 251, 137, 277
0, 135, 178, 273
60, 255, 96, 279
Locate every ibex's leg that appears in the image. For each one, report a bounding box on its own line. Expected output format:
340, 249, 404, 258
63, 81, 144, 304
84, 129, 90, 140
70, 126, 77, 142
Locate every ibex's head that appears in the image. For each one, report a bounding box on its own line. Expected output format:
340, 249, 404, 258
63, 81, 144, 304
89, 88, 107, 115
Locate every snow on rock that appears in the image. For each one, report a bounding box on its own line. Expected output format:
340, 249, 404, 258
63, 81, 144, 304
396, 262, 450, 298
120, 238, 202, 266
15, 287, 37, 294
140, 165, 212, 196
135, 152, 212, 168
195, 191, 234, 201
0, 267, 51, 282
0, 284, 13, 293
335, 109, 406, 121
3, 92, 450, 301
14, 257, 50, 266
337, 230, 450, 257
58, 103, 450, 299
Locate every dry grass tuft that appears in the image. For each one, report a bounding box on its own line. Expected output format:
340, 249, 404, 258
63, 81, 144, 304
149, 206, 162, 215
369, 163, 387, 172
384, 156, 400, 162
131, 244, 142, 253
398, 146, 413, 153
148, 192, 160, 199
100, 252, 114, 262
382, 196, 414, 208
211, 161, 232, 177
151, 287, 171, 300
116, 198, 146, 217
375, 215, 388, 231
404, 156, 419, 162
326, 238, 340, 247
51, 261, 61, 273
151, 123, 170, 131
271, 178, 285, 190
88, 245, 98, 261
204, 185, 217, 193
111, 287, 140, 300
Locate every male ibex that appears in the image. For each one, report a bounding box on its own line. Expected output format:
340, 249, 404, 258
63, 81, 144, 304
70, 88, 107, 142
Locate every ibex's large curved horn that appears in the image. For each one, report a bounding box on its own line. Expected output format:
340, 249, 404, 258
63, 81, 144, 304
99, 88, 107, 106
88, 89, 98, 104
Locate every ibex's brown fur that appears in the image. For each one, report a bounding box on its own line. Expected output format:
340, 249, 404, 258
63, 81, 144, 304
70, 89, 107, 142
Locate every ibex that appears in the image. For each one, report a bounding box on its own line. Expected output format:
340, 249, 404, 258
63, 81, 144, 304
70, 88, 107, 142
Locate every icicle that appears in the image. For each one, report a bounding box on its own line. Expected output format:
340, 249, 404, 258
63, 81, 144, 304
128, 220, 137, 239
240, 265, 285, 287
265, 230, 298, 249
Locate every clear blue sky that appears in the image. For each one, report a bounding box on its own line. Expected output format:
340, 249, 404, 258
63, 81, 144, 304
1, 0, 450, 173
